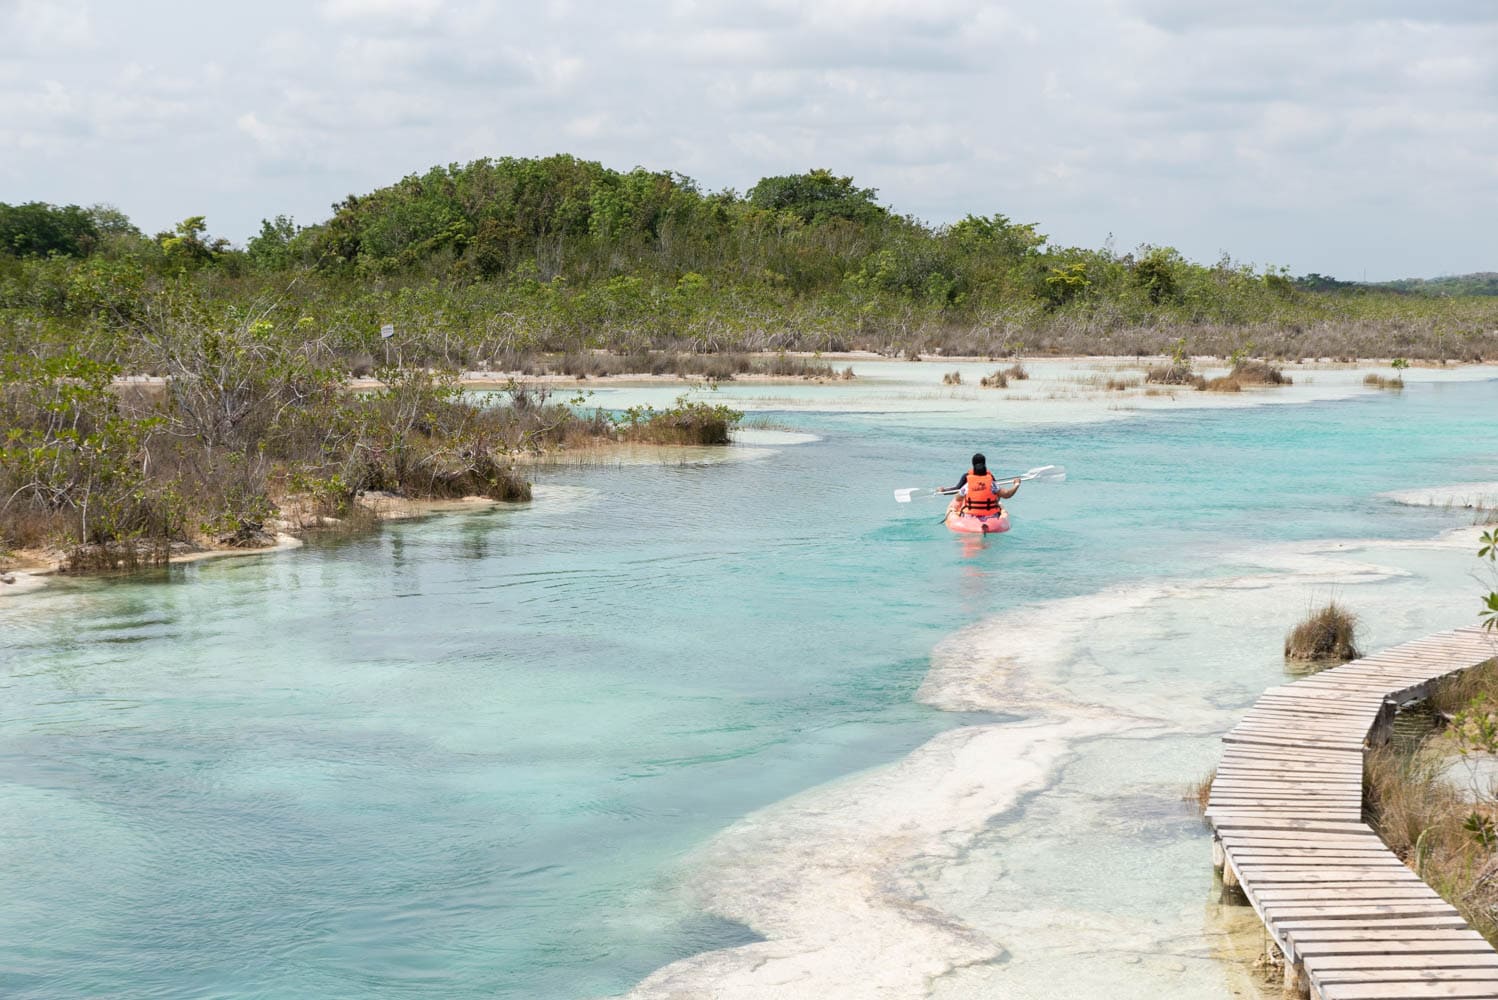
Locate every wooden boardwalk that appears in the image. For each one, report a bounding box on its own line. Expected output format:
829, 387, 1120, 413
1207, 625, 1498, 999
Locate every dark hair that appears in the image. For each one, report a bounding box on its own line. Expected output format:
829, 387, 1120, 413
971, 452, 987, 472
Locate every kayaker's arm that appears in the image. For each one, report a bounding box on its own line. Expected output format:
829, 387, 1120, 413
936, 472, 969, 495
997, 477, 1021, 499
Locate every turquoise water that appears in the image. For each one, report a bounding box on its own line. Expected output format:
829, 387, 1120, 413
2, 370, 1496, 998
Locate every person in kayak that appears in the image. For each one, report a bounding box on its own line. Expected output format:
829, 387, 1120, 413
939, 453, 1020, 517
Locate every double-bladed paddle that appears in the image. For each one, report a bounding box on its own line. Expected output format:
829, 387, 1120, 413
892, 464, 1067, 503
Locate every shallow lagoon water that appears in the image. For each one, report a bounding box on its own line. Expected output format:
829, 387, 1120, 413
2, 363, 1496, 999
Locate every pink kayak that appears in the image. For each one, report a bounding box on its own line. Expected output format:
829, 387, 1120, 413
944, 499, 1011, 534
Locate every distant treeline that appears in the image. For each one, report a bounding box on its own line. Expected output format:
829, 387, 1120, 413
3, 155, 1498, 366
1296, 272, 1498, 297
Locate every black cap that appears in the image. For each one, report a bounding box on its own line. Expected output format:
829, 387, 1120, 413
971, 452, 986, 471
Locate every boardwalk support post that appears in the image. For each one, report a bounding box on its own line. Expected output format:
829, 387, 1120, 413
1282, 959, 1309, 1000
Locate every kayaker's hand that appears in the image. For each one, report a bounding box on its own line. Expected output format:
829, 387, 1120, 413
1011, 478, 1021, 487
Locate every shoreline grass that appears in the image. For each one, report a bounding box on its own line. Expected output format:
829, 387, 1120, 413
1365, 659, 1498, 944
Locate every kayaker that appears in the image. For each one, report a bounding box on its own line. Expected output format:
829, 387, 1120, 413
939, 453, 1020, 516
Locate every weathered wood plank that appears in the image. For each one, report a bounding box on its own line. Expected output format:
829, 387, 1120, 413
1305, 952, 1498, 970
1318, 981, 1498, 999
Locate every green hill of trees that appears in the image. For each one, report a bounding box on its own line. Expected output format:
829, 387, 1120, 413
3, 154, 1497, 366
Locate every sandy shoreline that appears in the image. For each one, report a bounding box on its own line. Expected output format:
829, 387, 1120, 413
102, 353, 1487, 395
0, 494, 506, 602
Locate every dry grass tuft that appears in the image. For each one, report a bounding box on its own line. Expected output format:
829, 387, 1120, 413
1430, 660, 1498, 718
1365, 728, 1498, 944
1285, 600, 1361, 663
1145, 363, 1205, 388
1103, 376, 1139, 391
1003, 363, 1029, 381
942, 370, 962, 385
980, 370, 1009, 388
1202, 376, 1243, 392
1364, 373, 1405, 390
1187, 769, 1215, 816
1230, 361, 1293, 385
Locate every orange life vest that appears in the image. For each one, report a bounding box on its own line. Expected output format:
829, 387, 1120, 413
964, 470, 1000, 514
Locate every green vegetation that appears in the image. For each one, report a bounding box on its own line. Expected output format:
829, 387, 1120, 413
1481, 530, 1498, 632
4, 156, 1497, 375
0, 335, 599, 568
617, 397, 742, 445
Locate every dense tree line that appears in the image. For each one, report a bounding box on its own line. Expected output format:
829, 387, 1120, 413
4, 154, 1496, 367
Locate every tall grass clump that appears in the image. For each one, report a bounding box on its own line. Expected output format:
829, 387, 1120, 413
980, 370, 1008, 388
1284, 600, 1361, 664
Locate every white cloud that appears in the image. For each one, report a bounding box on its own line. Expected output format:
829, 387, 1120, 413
318, 0, 441, 26
8, 0, 94, 47
1, 0, 1496, 278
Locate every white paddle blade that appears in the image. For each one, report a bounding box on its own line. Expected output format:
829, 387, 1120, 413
1023, 465, 1066, 482
894, 488, 919, 503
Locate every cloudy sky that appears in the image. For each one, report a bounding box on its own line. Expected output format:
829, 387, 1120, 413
2, 0, 1494, 279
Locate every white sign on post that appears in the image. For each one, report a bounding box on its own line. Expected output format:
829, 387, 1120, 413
380, 323, 395, 340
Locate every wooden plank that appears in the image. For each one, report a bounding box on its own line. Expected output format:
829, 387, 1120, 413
1238, 716, 1374, 729
1219, 829, 1382, 843
1238, 868, 1426, 882
1255, 891, 1445, 905
1296, 939, 1497, 955
1211, 788, 1363, 799
1278, 917, 1473, 933
1226, 726, 1365, 743
1228, 853, 1406, 864
1305, 952, 1498, 971
1263, 903, 1461, 920
1211, 780, 1363, 791
1210, 817, 1374, 833
1318, 981, 1498, 998
1316, 966, 1498, 981
1289, 929, 1487, 943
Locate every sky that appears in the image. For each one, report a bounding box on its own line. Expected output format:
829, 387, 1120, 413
2, 0, 1495, 281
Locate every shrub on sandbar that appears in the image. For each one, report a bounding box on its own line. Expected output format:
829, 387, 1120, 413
618, 396, 742, 445
980, 370, 1008, 388
1285, 600, 1361, 663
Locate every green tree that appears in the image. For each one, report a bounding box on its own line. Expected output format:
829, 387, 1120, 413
1133, 247, 1182, 305
0, 201, 100, 258
246, 215, 300, 270
746, 169, 886, 225
158, 216, 230, 270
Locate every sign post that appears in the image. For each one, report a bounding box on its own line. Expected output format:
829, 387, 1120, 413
380, 324, 395, 367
